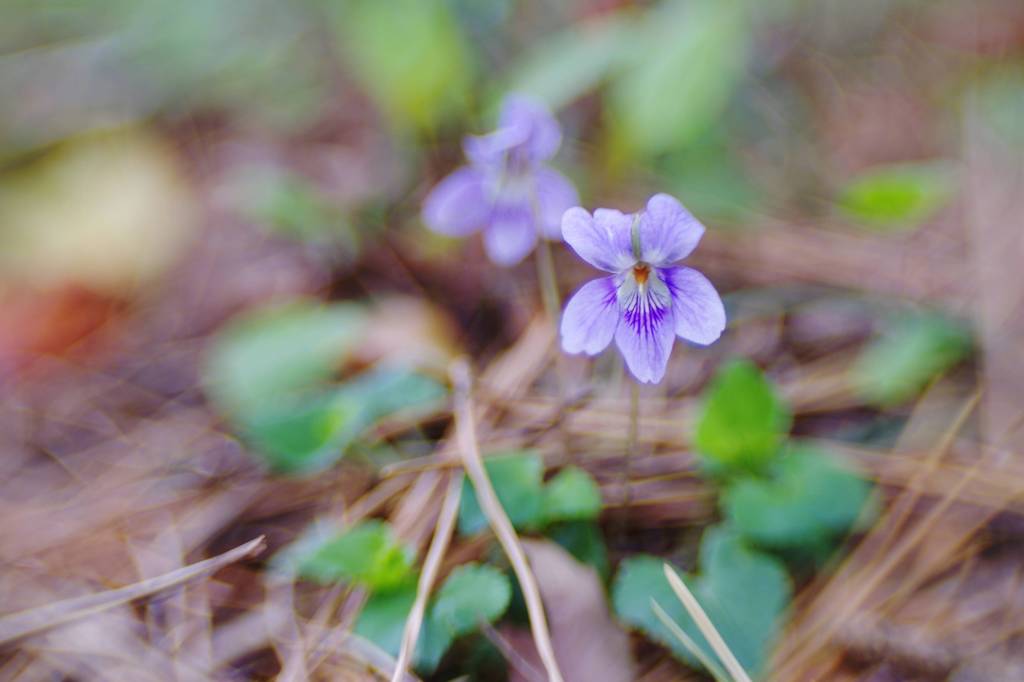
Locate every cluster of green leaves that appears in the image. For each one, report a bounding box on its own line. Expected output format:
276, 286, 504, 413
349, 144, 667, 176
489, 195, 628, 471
275, 454, 605, 675
457, 451, 609, 577
276, 520, 511, 674
613, 359, 873, 678
202, 300, 446, 473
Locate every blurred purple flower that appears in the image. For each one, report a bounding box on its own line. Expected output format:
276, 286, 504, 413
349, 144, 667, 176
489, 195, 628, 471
421, 95, 578, 266
560, 194, 726, 384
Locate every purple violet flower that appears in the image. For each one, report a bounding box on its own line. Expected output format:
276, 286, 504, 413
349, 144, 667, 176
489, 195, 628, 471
560, 194, 726, 384
421, 94, 579, 266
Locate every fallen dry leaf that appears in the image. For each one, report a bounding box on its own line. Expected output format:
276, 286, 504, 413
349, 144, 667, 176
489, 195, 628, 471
500, 540, 635, 682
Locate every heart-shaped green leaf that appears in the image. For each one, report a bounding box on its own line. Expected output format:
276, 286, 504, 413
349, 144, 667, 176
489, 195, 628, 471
430, 563, 512, 637
542, 466, 603, 523
694, 359, 791, 476
723, 446, 873, 551
613, 526, 790, 677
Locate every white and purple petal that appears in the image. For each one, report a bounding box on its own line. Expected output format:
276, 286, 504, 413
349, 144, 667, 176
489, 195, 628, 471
422, 166, 490, 236
614, 277, 676, 384
561, 207, 636, 272
637, 193, 705, 266
533, 167, 579, 240
560, 276, 619, 355
661, 266, 726, 345
483, 203, 537, 266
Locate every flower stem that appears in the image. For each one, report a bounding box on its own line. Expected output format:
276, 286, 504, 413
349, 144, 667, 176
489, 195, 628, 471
624, 380, 640, 516
534, 235, 561, 323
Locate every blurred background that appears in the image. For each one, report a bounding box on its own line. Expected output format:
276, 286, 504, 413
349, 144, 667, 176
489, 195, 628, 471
2, 1, 1023, 680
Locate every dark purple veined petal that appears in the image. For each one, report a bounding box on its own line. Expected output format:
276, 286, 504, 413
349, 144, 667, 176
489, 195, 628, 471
498, 94, 562, 163
660, 266, 726, 345
560, 276, 619, 355
533, 167, 579, 240
561, 207, 636, 272
614, 277, 676, 384
483, 203, 538, 266
421, 166, 490, 236
637, 193, 705, 266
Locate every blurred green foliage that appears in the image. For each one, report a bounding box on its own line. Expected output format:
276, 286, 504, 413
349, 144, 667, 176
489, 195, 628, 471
203, 301, 446, 473
296, 520, 415, 589
608, 0, 750, 157
326, 0, 474, 132
838, 162, 955, 231
613, 527, 791, 677
853, 312, 972, 407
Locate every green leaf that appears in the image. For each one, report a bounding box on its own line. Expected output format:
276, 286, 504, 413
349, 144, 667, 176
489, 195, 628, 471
459, 451, 545, 535
329, 0, 473, 131
203, 300, 364, 422
353, 564, 512, 675
613, 527, 790, 677
241, 391, 361, 472
430, 563, 511, 637
694, 359, 791, 476
541, 467, 603, 523
296, 520, 415, 590
853, 312, 972, 407
839, 162, 954, 231
505, 14, 630, 110
352, 582, 453, 674
239, 367, 443, 474
354, 582, 418, 657
608, 0, 750, 156
545, 521, 610, 582
723, 446, 872, 551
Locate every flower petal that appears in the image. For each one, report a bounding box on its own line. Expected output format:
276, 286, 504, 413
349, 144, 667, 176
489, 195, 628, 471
422, 167, 490, 236
463, 127, 523, 168
534, 167, 579, 240
561, 207, 636, 272
661, 266, 726, 345
498, 94, 562, 162
638, 193, 705, 266
561, 276, 619, 355
483, 204, 537, 266
614, 279, 676, 384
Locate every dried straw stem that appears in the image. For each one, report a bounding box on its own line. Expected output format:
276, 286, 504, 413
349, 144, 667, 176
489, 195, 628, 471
449, 358, 565, 682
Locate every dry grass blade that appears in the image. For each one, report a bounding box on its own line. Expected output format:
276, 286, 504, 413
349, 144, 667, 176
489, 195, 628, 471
450, 358, 565, 682
663, 563, 752, 682
392, 472, 463, 681
0, 535, 265, 645
650, 599, 729, 682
